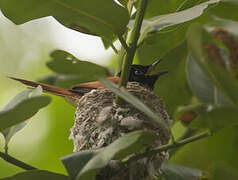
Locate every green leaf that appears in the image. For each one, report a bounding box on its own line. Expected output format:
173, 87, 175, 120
211, 0, 238, 22
61, 150, 100, 180
190, 107, 238, 132
77, 130, 157, 180
0, 88, 51, 132
187, 23, 238, 106
187, 55, 230, 105
99, 78, 170, 133
174, 104, 204, 122
169, 127, 238, 179
47, 50, 107, 76
139, 0, 220, 42
0, 170, 69, 180
0, 0, 129, 39
159, 163, 203, 180
2, 121, 27, 152
101, 35, 117, 50
154, 42, 192, 116
137, 24, 189, 62
118, 0, 128, 7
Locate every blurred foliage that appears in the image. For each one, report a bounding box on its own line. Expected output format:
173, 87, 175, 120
1, 0, 238, 179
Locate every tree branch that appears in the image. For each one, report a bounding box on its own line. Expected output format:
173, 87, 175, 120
0, 151, 37, 170
126, 130, 211, 163
115, 0, 148, 104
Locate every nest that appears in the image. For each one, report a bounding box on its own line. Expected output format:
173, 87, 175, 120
70, 82, 172, 180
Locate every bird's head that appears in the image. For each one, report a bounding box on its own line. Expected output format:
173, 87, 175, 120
118, 59, 168, 90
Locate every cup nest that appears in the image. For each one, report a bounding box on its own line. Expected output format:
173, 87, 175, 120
70, 82, 172, 180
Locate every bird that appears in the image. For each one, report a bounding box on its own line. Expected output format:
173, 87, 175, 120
9, 59, 167, 99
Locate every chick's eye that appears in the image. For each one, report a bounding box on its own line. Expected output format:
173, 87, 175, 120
134, 70, 142, 75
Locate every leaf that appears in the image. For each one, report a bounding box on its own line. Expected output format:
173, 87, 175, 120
187, 23, 238, 106
0, 170, 69, 180
2, 121, 27, 152
137, 24, 189, 62
61, 150, 100, 180
187, 55, 230, 105
118, 0, 128, 7
169, 127, 238, 180
47, 50, 107, 76
190, 107, 238, 132
77, 130, 157, 180
159, 163, 203, 180
0, 0, 129, 39
174, 104, 204, 122
151, 42, 192, 116
0, 88, 51, 132
139, 0, 220, 42
211, 0, 238, 22
99, 78, 170, 133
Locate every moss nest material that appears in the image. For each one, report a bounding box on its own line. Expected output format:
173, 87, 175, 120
70, 82, 172, 180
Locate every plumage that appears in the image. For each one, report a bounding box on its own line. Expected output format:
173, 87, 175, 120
9, 59, 167, 99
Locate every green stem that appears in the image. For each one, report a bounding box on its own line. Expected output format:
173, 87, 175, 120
110, 43, 118, 54
169, 128, 197, 156
115, 0, 148, 104
118, 34, 130, 53
126, 130, 211, 163
0, 151, 37, 170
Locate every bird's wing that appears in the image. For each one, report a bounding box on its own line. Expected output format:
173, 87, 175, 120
70, 76, 120, 94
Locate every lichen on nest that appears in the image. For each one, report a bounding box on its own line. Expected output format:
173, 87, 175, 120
70, 82, 172, 179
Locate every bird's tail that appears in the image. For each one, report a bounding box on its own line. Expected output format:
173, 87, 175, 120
8, 77, 82, 99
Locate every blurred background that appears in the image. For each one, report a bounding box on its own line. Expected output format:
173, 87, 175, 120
1, 1, 238, 179
0, 12, 115, 177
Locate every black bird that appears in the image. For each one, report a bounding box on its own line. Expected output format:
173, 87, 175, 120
9, 59, 167, 99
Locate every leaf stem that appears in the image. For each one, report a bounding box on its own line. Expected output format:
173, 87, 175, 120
115, 0, 148, 104
169, 128, 197, 156
0, 151, 37, 170
110, 43, 119, 54
118, 34, 130, 53
126, 130, 211, 163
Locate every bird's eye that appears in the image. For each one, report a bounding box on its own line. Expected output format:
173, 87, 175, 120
134, 70, 142, 75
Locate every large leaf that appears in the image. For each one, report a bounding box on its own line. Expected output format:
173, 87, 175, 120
159, 163, 203, 180
138, 0, 220, 42
187, 55, 230, 105
137, 24, 189, 62
169, 127, 238, 180
211, 0, 238, 22
47, 50, 107, 76
187, 24, 238, 106
145, 42, 192, 116
77, 130, 157, 180
0, 87, 51, 132
135, 0, 194, 19
0, 170, 69, 180
190, 107, 238, 132
61, 150, 100, 180
0, 0, 129, 38
45, 50, 108, 88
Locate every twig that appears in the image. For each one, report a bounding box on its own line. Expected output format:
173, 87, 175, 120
169, 128, 197, 156
0, 151, 37, 170
118, 35, 130, 53
126, 130, 211, 163
115, 0, 148, 104
110, 43, 119, 54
